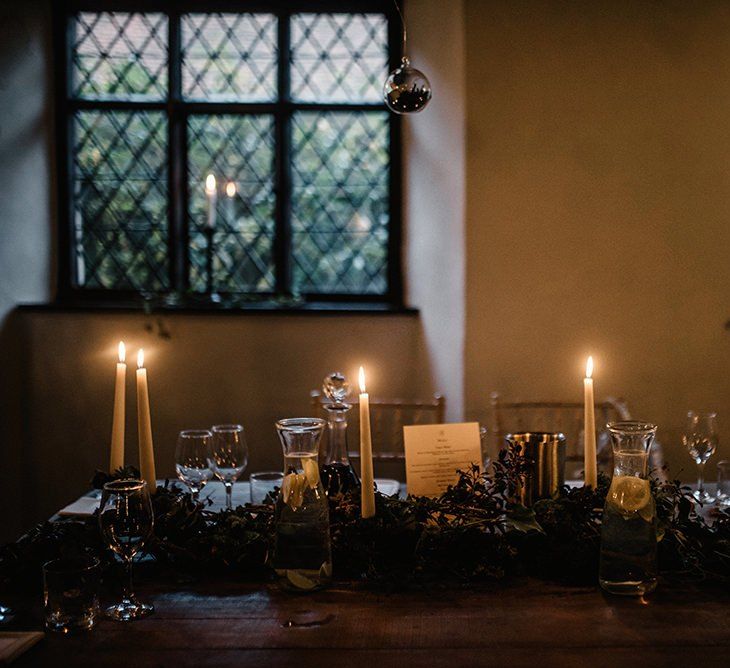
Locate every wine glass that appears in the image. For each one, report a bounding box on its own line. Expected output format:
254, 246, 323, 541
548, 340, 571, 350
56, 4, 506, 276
98, 480, 154, 621
175, 429, 214, 500
209, 424, 249, 510
0, 603, 13, 624
683, 411, 718, 503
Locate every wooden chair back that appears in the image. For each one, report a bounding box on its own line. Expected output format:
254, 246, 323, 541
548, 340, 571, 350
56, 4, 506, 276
489, 393, 632, 478
310, 391, 446, 464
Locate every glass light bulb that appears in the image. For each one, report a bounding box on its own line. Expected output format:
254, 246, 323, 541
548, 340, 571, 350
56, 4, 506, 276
383, 57, 432, 114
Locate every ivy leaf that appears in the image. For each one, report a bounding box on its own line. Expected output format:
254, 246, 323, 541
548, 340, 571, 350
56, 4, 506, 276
505, 504, 545, 534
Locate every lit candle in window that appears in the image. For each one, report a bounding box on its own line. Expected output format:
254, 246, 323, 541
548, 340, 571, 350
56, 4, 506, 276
225, 181, 236, 224
359, 366, 375, 518
109, 341, 126, 472
583, 356, 597, 488
136, 349, 157, 493
205, 174, 217, 229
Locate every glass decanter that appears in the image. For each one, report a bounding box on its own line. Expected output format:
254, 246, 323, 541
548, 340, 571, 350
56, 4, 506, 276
272, 418, 332, 591
319, 372, 360, 498
599, 422, 658, 596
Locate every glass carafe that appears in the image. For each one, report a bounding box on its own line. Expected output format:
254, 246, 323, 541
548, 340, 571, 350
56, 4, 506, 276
599, 422, 658, 596
319, 372, 360, 497
272, 418, 332, 590
321, 402, 360, 498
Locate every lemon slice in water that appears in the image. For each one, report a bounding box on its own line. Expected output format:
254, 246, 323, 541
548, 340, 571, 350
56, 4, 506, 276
281, 473, 294, 504
286, 570, 318, 591
609, 476, 650, 513
290, 473, 306, 509
303, 458, 320, 489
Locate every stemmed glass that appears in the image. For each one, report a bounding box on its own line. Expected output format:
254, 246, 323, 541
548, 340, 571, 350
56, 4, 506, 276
209, 424, 249, 510
175, 429, 214, 500
683, 410, 718, 503
98, 480, 154, 621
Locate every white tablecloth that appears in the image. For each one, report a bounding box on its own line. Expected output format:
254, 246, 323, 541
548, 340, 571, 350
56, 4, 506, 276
59, 478, 401, 516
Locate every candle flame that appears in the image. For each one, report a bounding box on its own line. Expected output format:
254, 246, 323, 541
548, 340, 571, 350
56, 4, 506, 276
205, 173, 216, 195
586, 356, 594, 379
118, 341, 126, 363
137, 348, 144, 369
225, 181, 236, 198
358, 366, 366, 393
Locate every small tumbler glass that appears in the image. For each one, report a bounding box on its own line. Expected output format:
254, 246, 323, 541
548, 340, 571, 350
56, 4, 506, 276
717, 460, 730, 507
43, 556, 100, 633
250, 471, 284, 505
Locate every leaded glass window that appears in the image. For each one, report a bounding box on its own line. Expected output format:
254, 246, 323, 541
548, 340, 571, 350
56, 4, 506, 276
58, 2, 401, 305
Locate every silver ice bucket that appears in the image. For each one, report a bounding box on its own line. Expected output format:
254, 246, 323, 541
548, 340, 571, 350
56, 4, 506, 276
505, 432, 566, 506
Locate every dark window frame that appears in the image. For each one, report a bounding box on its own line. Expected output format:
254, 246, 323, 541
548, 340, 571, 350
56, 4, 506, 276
53, 0, 404, 308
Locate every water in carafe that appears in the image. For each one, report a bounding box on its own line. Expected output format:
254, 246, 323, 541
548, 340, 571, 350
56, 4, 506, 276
599, 422, 658, 596
272, 418, 332, 590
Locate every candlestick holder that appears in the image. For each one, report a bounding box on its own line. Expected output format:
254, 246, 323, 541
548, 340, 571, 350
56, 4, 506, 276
204, 226, 222, 304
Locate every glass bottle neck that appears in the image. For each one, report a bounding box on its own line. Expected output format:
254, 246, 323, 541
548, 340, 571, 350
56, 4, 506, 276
324, 403, 351, 465
608, 423, 656, 480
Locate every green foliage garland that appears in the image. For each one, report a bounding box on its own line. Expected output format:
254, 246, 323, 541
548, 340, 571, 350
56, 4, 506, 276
1, 451, 729, 592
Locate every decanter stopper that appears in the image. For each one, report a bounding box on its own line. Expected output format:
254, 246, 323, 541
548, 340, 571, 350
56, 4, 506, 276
322, 372, 349, 405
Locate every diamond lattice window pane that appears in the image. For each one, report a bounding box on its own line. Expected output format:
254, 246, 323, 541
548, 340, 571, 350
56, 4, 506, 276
291, 13, 388, 103
73, 111, 168, 291
188, 115, 276, 293
291, 112, 389, 295
72, 12, 168, 100
182, 13, 277, 101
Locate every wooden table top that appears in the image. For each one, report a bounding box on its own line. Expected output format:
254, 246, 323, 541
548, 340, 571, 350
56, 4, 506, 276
7, 575, 729, 668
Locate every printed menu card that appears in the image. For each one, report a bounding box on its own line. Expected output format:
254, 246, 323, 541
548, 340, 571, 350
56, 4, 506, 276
404, 422, 482, 496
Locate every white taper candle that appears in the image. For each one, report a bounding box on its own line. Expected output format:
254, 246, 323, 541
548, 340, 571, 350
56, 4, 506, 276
584, 356, 597, 488
109, 341, 126, 472
358, 366, 376, 518
136, 349, 157, 493
205, 173, 217, 229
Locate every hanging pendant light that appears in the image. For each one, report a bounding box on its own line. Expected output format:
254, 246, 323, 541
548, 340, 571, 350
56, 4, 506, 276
383, 0, 432, 114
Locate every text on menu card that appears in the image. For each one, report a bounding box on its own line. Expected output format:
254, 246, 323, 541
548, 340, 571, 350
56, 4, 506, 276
404, 422, 482, 497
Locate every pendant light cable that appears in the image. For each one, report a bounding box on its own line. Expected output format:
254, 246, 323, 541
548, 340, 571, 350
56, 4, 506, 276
392, 0, 407, 56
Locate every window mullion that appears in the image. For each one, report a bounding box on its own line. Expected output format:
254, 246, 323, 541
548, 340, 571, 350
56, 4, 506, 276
273, 10, 292, 296
168, 9, 188, 294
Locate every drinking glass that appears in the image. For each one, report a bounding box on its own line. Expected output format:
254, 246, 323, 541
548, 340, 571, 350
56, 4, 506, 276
175, 429, 214, 500
43, 556, 99, 633
250, 471, 284, 505
209, 424, 249, 510
717, 460, 730, 507
98, 480, 154, 621
683, 411, 718, 503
